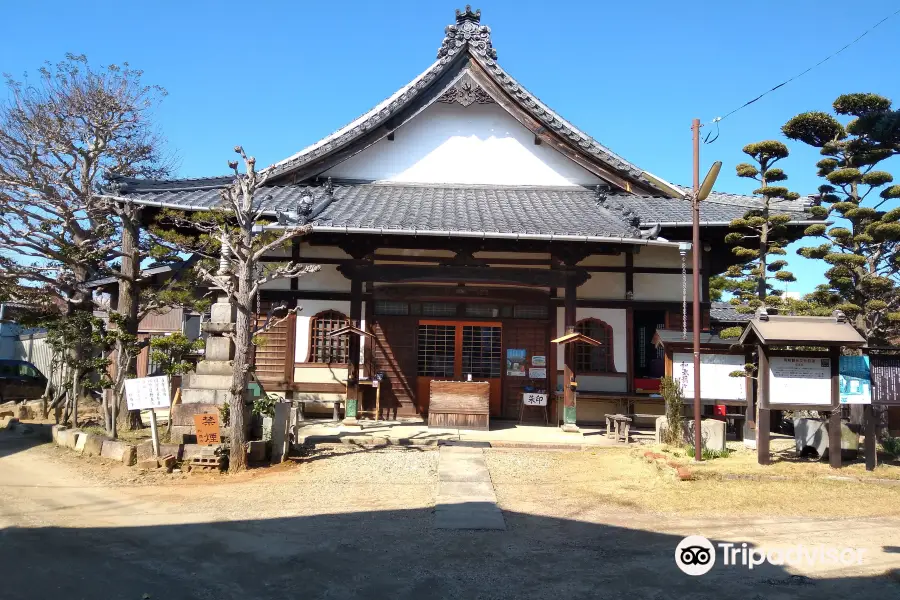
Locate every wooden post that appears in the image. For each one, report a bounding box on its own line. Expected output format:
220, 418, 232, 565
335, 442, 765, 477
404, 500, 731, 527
149, 408, 160, 458
829, 346, 842, 469
374, 379, 382, 422
743, 348, 756, 446
561, 274, 579, 432
344, 277, 362, 426
625, 307, 634, 395
757, 344, 770, 465
864, 404, 877, 471
691, 117, 703, 462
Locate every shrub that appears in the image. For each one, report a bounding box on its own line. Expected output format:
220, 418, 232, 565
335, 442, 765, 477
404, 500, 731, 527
881, 436, 900, 457
252, 394, 278, 418
660, 376, 684, 446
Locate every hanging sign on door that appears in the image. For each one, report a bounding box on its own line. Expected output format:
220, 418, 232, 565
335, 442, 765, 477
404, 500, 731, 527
506, 349, 527, 376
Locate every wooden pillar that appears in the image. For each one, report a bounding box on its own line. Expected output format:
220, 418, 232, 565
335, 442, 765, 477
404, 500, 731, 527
757, 344, 770, 465
624, 251, 634, 299
829, 346, 842, 468
864, 403, 877, 471
548, 291, 559, 424
343, 277, 362, 426
743, 348, 756, 445
625, 307, 634, 394
561, 274, 579, 432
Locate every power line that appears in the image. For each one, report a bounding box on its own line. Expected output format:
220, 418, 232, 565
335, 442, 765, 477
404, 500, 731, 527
706, 7, 900, 129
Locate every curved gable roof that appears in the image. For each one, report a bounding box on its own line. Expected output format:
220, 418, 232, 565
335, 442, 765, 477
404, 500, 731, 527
262, 8, 675, 196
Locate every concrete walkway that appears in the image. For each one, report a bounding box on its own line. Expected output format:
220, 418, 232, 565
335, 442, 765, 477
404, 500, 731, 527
434, 445, 506, 530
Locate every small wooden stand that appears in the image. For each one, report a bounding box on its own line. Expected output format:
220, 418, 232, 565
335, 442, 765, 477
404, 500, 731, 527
518, 393, 549, 425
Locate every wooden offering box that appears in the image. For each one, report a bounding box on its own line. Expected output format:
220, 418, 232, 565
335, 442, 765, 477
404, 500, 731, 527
428, 381, 490, 431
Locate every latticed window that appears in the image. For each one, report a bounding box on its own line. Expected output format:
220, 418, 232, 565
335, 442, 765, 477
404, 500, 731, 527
417, 324, 456, 377
574, 318, 614, 373
310, 311, 350, 363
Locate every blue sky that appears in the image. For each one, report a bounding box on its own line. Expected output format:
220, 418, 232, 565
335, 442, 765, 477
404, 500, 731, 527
3, 0, 899, 294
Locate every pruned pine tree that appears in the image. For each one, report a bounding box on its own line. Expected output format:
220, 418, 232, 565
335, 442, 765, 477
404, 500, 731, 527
0, 54, 170, 428
154, 147, 319, 472
721, 141, 800, 327
94, 190, 206, 437
783, 93, 900, 345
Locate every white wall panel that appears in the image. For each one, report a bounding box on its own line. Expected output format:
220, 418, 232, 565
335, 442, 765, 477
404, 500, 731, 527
324, 102, 602, 186
633, 273, 692, 301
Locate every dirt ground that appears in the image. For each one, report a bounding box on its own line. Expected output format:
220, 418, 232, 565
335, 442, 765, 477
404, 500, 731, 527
1, 432, 899, 600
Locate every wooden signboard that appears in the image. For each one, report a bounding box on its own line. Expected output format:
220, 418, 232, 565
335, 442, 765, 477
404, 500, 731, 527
871, 355, 900, 405
672, 352, 746, 402
194, 413, 222, 445
428, 380, 490, 431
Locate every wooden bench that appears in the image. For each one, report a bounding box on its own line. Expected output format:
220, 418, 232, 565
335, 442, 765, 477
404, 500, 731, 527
605, 414, 632, 443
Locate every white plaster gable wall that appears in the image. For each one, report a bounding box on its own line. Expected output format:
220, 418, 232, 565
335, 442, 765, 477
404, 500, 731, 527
324, 102, 603, 186
555, 307, 627, 374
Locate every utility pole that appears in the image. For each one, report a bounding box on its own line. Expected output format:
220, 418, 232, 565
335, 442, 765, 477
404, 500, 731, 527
692, 118, 703, 462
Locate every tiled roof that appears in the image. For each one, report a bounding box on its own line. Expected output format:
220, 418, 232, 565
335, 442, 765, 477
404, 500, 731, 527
260, 10, 676, 195
652, 329, 737, 348
673, 185, 815, 216
710, 302, 753, 323
116, 178, 819, 238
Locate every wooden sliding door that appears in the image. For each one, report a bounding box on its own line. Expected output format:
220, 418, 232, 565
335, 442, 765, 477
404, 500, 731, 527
416, 320, 502, 416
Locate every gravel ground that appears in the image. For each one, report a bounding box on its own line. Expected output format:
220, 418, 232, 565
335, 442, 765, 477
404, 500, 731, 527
3, 434, 900, 599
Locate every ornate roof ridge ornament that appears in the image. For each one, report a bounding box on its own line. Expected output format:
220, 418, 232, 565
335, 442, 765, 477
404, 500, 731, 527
595, 184, 642, 236
437, 71, 495, 106
437, 6, 497, 61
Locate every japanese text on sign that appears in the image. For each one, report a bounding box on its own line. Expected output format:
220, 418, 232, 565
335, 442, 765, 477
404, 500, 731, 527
523, 393, 547, 406
769, 356, 831, 405
125, 376, 171, 411
194, 413, 221, 445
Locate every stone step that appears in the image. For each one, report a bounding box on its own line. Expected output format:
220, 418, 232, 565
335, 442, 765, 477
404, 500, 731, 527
434, 446, 505, 530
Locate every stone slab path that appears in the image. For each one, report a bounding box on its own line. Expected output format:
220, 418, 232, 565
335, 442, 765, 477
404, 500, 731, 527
434, 445, 506, 530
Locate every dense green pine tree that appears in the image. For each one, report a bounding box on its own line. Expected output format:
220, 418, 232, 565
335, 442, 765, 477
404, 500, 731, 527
783, 93, 900, 344
721, 141, 800, 316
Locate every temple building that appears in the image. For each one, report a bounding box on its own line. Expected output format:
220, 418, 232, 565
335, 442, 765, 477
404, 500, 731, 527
119, 7, 820, 428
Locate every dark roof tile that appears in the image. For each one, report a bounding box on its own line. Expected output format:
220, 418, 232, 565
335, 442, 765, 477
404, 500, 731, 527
120, 181, 818, 237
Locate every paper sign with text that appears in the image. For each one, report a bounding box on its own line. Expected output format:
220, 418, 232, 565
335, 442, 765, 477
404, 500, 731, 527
523, 393, 548, 406
125, 376, 171, 411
